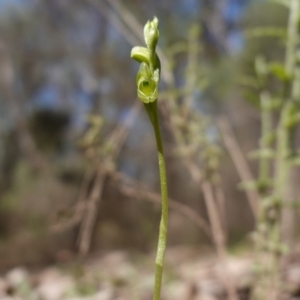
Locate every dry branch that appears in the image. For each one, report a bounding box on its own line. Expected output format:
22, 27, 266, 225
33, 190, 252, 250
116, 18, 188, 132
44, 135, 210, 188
110, 171, 212, 240
76, 101, 141, 255
217, 115, 259, 219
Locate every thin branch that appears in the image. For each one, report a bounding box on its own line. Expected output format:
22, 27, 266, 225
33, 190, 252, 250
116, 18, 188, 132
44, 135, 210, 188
50, 168, 213, 241
110, 171, 212, 240
186, 160, 239, 300
214, 183, 228, 243
217, 115, 259, 219
86, 0, 140, 46
105, 0, 144, 42
77, 167, 106, 255
76, 100, 141, 255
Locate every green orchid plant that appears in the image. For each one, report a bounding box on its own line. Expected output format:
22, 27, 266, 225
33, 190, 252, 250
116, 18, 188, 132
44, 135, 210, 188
131, 17, 169, 300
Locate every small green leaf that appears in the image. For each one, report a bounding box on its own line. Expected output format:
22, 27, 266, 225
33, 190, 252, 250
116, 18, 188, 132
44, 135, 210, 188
255, 56, 268, 77
248, 149, 275, 159
244, 27, 287, 39
238, 180, 259, 191
282, 102, 300, 128
268, 62, 290, 81
244, 92, 260, 108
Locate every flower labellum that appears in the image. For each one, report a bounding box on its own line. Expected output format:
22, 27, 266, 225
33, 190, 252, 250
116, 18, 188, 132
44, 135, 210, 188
137, 63, 159, 103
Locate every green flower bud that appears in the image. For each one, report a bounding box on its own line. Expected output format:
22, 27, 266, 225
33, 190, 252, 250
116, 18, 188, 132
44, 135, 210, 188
144, 17, 159, 52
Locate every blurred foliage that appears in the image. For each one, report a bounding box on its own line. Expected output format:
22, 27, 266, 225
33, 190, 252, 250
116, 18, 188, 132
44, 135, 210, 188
0, 0, 297, 269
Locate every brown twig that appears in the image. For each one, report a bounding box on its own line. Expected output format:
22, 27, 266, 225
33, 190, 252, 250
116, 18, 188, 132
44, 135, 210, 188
86, 0, 140, 47
51, 168, 212, 241
77, 167, 106, 255
217, 115, 259, 220
202, 181, 238, 300
111, 171, 212, 240
50, 166, 96, 233
187, 161, 239, 300
214, 183, 228, 244
76, 101, 141, 255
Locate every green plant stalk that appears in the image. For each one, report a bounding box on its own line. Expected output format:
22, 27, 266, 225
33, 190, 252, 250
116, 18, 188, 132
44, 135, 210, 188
253, 91, 273, 300
131, 17, 169, 300
146, 101, 169, 300
255, 2, 300, 298
270, 0, 300, 259
254, 121, 287, 299
285, 0, 299, 77
259, 97, 272, 184
279, 0, 300, 254
258, 0, 300, 292
266, 110, 289, 298
258, 97, 272, 214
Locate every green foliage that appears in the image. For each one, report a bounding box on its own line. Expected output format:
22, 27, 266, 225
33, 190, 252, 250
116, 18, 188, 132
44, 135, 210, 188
241, 1, 300, 298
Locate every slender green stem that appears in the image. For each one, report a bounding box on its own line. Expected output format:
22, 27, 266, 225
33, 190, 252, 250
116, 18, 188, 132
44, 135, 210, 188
285, 0, 299, 77
131, 17, 168, 300
259, 93, 272, 185
253, 92, 273, 300
148, 101, 169, 300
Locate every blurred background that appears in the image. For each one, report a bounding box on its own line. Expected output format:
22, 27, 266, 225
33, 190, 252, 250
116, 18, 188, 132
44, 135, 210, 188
0, 0, 294, 299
